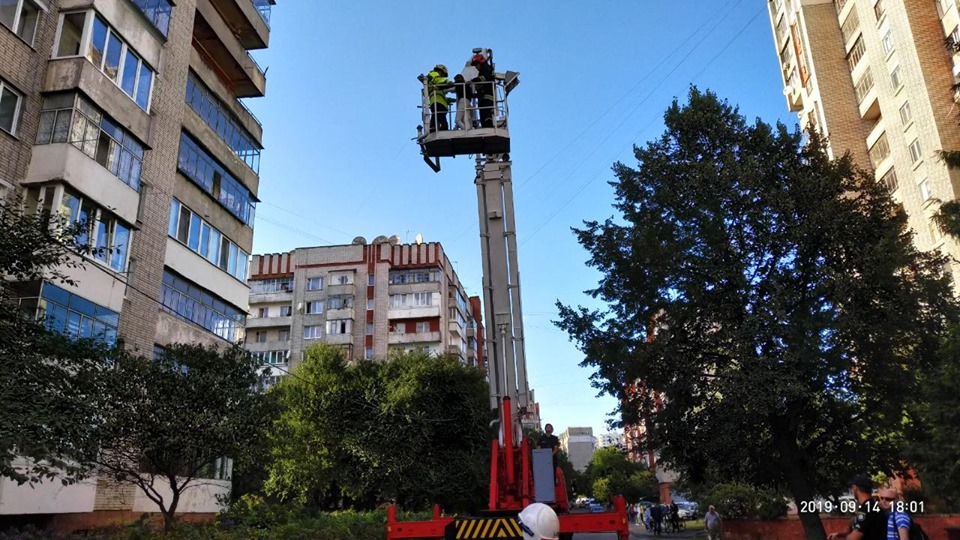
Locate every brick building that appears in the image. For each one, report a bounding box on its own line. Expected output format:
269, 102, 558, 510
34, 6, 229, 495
0, 0, 273, 522
768, 0, 960, 274
247, 237, 484, 381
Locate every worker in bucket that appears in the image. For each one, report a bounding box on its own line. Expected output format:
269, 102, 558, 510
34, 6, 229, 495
470, 52, 496, 128
426, 64, 454, 132
517, 502, 560, 540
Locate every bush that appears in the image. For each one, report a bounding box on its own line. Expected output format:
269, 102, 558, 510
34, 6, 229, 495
696, 482, 787, 520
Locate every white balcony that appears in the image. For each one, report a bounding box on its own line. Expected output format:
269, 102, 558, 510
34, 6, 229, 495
449, 321, 463, 337
388, 305, 441, 320
246, 315, 291, 329
388, 331, 441, 345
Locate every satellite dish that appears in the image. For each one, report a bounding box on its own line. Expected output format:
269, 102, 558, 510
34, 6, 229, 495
389, 235, 401, 245
351, 236, 367, 245
415, 233, 423, 245
373, 235, 389, 244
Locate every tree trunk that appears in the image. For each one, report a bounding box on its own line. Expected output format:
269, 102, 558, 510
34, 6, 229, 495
775, 424, 828, 540
163, 488, 181, 532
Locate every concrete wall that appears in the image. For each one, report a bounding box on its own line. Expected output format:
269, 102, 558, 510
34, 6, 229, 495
0, 475, 96, 515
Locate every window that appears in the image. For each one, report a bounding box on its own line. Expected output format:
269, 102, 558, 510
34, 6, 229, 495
255, 331, 266, 343
389, 269, 441, 284
880, 27, 895, 54
279, 305, 292, 317
368, 274, 375, 285
185, 72, 261, 173
257, 307, 268, 318
160, 269, 245, 341
168, 199, 248, 281
880, 167, 898, 192
330, 273, 352, 285
366, 323, 373, 335
890, 65, 902, 90
36, 94, 145, 190
855, 69, 874, 103
413, 292, 432, 306
38, 283, 119, 344
868, 132, 890, 168
278, 329, 290, 341
909, 139, 923, 163
306, 300, 323, 314
0, 0, 41, 45
327, 295, 353, 310
252, 350, 289, 365
899, 101, 912, 125
919, 178, 931, 201
307, 277, 323, 290
177, 133, 256, 227
249, 278, 293, 293
326, 319, 352, 335
840, 8, 859, 45
846, 35, 866, 72
303, 325, 322, 339
54, 12, 154, 111
929, 220, 942, 243
59, 188, 132, 272
129, 0, 172, 37
937, 0, 954, 17
873, 0, 884, 19
365, 347, 373, 359
252, 0, 271, 26
391, 294, 407, 307
416, 321, 430, 333
0, 79, 22, 135
367, 298, 374, 310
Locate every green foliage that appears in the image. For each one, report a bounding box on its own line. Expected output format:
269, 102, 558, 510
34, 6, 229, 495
905, 323, 960, 509
265, 343, 490, 513
555, 88, 957, 538
95, 343, 272, 530
583, 446, 658, 503
932, 200, 960, 240
0, 198, 114, 485
695, 482, 786, 520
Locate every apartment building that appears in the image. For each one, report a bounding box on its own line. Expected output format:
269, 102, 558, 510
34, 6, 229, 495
768, 0, 960, 274
0, 0, 273, 522
558, 427, 595, 473
247, 238, 483, 379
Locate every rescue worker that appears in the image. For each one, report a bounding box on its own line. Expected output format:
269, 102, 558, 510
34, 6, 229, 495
427, 64, 454, 132
470, 53, 496, 128
517, 502, 560, 540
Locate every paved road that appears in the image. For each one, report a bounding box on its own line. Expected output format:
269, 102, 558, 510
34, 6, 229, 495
573, 523, 707, 539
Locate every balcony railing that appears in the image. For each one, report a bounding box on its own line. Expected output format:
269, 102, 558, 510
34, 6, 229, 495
252, 0, 271, 27
868, 132, 890, 168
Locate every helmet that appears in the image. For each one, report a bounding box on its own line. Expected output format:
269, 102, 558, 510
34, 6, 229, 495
517, 503, 559, 540
434, 64, 448, 76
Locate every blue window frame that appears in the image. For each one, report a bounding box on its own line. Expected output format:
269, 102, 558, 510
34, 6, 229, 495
40, 283, 119, 345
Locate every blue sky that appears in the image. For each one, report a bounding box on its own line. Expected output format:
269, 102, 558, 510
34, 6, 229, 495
244, 1, 796, 436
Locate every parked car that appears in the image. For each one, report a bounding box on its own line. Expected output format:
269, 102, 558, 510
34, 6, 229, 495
677, 501, 699, 520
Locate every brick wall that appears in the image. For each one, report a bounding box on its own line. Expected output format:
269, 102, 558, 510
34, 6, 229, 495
723, 515, 960, 540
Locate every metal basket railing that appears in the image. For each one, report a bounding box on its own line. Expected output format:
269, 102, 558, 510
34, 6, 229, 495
419, 78, 509, 135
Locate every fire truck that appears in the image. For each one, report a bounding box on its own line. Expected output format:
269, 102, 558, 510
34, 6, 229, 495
385, 49, 629, 540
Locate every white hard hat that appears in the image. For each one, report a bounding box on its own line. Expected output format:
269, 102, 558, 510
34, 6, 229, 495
517, 503, 560, 540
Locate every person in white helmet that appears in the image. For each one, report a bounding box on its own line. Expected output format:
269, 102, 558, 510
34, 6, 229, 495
517, 502, 560, 540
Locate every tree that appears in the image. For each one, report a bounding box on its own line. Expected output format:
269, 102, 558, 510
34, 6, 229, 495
265, 343, 490, 513
95, 343, 270, 531
583, 446, 657, 503
556, 88, 957, 539
0, 198, 111, 485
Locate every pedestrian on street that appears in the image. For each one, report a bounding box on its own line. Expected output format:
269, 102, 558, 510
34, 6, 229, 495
704, 505, 722, 540
827, 475, 887, 540
650, 503, 662, 535
878, 488, 911, 540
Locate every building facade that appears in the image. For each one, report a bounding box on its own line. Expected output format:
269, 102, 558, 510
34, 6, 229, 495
768, 0, 960, 275
595, 431, 623, 450
558, 426, 595, 473
0, 0, 273, 521
246, 238, 483, 377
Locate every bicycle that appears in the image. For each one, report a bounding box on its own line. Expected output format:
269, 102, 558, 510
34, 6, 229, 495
662, 518, 685, 533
